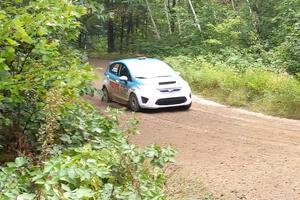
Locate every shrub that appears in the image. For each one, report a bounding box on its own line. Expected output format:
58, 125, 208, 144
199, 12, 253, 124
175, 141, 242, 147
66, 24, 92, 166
0, 1, 175, 199
0, 104, 176, 199
165, 56, 300, 119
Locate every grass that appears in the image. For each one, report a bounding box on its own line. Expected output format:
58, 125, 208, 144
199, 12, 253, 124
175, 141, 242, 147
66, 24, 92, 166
164, 56, 300, 119
165, 174, 215, 200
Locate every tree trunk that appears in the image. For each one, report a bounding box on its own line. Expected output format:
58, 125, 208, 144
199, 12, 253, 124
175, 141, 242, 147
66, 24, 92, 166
231, 0, 236, 11
145, 0, 161, 39
164, 0, 172, 34
145, 16, 148, 38
246, 0, 253, 15
170, 0, 177, 32
126, 12, 133, 47
135, 15, 140, 34
246, 0, 260, 35
107, 18, 115, 53
177, 10, 182, 34
209, 0, 217, 23
187, 0, 202, 33
120, 16, 125, 53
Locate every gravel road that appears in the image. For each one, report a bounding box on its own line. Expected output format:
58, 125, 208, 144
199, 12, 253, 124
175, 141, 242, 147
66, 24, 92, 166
88, 58, 300, 200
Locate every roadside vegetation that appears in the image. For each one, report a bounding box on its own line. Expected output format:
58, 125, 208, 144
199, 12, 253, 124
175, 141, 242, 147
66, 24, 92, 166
1, 0, 299, 199
165, 56, 300, 118
0, 0, 175, 199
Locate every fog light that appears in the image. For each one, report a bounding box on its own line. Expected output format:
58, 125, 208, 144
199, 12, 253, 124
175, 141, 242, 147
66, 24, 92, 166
141, 96, 149, 104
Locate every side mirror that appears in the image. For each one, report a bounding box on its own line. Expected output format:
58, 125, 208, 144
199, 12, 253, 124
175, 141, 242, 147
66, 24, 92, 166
119, 76, 128, 82
176, 71, 181, 76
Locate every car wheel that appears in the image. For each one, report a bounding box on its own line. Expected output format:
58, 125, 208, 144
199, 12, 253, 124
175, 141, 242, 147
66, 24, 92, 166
129, 93, 140, 112
101, 87, 111, 103
182, 103, 192, 110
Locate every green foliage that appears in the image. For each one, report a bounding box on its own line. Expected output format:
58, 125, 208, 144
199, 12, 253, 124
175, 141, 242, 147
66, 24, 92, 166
0, 157, 32, 199
0, 95, 176, 199
0, 0, 93, 155
205, 17, 247, 50
0, 142, 175, 199
271, 0, 300, 74
165, 56, 300, 119
0, 0, 176, 199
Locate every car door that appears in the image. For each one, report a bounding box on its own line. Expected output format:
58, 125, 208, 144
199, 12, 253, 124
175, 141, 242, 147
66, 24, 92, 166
106, 63, 121, 99
117, 64, 132, 102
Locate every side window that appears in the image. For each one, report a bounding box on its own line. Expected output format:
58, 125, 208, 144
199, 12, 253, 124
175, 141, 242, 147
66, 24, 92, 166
109, 63, 120, 75
119, 65, 132, 81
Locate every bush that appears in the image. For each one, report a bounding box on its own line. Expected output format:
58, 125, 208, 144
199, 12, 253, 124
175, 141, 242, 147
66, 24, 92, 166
165, 56, 300, 119
0, 1, 175, 199
0, 104, 176, 199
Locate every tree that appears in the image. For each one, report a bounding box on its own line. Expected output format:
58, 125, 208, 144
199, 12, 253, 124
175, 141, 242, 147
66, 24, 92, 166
0, 0, 90, 157
145, 0, 161, 39
187, 0, 202, 33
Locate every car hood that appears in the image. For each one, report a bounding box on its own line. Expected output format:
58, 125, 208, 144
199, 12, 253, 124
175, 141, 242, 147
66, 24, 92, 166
137, 76, 184, 90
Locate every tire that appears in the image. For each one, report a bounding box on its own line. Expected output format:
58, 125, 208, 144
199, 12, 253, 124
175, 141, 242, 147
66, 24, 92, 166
182, 103, 192, 110
129, 93, 140, 112
101, 87, 111, 103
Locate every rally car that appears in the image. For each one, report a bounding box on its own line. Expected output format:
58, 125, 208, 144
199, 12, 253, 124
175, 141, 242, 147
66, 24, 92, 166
101, 57, 192, 111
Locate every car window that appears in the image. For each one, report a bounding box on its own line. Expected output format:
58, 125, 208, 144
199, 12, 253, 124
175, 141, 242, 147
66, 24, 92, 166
128, 60, 175, 78
109, 63, 120, 75
119, 64, 132, 81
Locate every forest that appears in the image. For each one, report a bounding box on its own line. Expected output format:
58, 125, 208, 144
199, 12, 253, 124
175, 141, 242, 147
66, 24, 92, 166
84, 0, 300, 118
0, 0, 299, 199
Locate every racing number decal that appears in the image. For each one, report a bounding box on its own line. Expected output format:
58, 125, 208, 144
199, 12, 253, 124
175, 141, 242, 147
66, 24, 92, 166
109, 80, 120, 92
120, 84, 128, 96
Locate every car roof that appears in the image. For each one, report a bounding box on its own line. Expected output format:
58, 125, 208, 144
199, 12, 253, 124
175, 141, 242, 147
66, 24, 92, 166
112, 57, 176, 78
113, 57, 161, 66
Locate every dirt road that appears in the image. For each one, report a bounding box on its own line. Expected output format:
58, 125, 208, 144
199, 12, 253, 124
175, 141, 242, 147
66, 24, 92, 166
89, 59, 300, 200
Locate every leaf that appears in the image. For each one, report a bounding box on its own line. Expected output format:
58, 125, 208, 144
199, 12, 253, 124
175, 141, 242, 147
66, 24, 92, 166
0, 58, 9, 71
6, 38, 18, 45
60, 134, 72, 144
74, 188, 94, 198
0, 11, 6, 20
15, 157, 28, 167
12, 19, 33, 44
3, 46, 15, 62
92, 127, 103, 133
17, 193, 35, 200
61, 183, 71, 192
37, 27, 48, 36
101, 183, 113, 200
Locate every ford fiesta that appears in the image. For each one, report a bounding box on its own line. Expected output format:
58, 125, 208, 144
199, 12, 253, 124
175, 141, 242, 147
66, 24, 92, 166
101, 57, 192, 111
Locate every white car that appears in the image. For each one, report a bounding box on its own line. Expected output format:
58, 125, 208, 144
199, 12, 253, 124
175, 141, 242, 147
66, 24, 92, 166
102, 57, 192, 111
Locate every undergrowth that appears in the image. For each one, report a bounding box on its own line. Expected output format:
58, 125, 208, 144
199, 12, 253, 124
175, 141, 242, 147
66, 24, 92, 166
165, 56, 300, 119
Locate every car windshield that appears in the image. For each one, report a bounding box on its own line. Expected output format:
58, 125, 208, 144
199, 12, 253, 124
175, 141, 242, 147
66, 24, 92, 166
128, 60, 175, 78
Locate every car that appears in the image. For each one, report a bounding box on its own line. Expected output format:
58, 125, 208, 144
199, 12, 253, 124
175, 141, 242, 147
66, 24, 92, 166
101, 57, 192, 111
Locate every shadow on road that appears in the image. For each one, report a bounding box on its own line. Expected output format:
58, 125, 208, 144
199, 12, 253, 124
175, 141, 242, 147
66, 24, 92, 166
104, 101, 190, 114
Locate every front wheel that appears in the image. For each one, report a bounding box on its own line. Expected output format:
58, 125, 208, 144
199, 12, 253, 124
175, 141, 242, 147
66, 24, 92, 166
101, 87, 111, 103
129, 93, 140, 112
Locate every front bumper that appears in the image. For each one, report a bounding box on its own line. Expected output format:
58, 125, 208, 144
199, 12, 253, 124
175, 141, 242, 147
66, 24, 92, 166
135, 88, 192, 109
